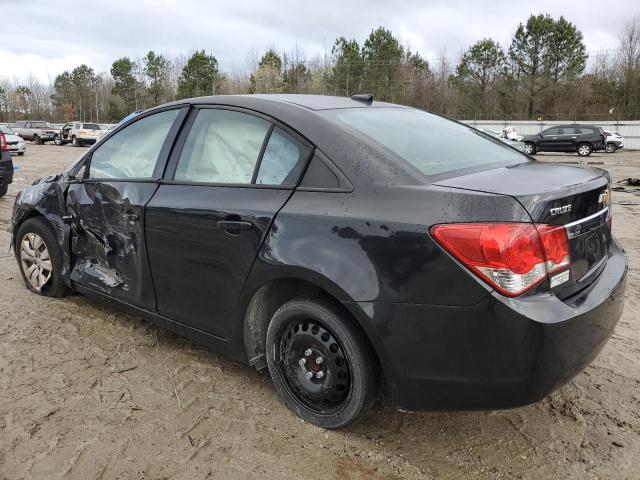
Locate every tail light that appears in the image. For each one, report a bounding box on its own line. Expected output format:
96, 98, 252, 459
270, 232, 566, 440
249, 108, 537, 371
431, 223, 570, 297
0, 131, 8, 151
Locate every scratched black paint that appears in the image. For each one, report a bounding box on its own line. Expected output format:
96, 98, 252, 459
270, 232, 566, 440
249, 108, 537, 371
11, 95, 627, 411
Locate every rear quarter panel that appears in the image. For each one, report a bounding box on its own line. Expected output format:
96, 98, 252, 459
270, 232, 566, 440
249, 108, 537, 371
245, 184, 532, 306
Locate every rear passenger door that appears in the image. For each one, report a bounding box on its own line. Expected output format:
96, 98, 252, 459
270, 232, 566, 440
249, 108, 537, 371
145, 106, 312, 338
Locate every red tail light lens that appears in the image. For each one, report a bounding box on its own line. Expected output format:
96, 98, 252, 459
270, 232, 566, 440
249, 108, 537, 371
431, 223, 570, 297
0, 132, 7, 151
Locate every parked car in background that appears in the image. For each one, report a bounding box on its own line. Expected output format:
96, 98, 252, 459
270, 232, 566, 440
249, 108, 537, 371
11, 94, 626, 429
604, 131, 624, 153
480, 129, 526, 152
54, 121, 102, 146
499, 126, 524, 142
10, 120, 58, 144
0, 131, 14, 197
523, 124, 606, 156
0, 125, 26, 155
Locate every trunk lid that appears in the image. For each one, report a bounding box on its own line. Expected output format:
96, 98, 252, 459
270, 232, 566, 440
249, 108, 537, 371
435, 161, 612, 298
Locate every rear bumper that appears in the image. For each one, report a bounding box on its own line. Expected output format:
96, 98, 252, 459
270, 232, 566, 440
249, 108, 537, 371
346, 241, 627, 411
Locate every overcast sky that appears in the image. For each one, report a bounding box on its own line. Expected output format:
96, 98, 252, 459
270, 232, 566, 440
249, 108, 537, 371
1, 0, 637, 82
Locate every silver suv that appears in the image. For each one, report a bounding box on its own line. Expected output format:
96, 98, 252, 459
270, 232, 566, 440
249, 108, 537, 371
10, 121, 58, 144
54, 122, 102, 146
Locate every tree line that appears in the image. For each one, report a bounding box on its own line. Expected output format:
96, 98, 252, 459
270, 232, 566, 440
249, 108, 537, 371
1, 13, 639, 124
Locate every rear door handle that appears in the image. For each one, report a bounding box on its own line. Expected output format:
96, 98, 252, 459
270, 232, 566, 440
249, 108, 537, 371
217, 220, 253, 231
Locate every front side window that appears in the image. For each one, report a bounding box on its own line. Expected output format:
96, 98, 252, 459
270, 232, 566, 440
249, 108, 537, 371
89, 109, 179, 179
544, 127, 561, 135
321, 108, 526, 177
175, 109, 270, 184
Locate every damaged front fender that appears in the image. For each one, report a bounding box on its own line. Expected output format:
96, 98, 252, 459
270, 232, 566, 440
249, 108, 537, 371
11, 176, 74, 286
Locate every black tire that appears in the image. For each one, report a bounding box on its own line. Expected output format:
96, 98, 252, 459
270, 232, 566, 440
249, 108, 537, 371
0, 184, 7, 197
577, 142, 592, 157
524, 142, 536, 155
605, 143, 617, 153
54, 134, 63, 146
33, 135, 43, 145
72, 136, 79, 147
266, 298, 378, 429
15, 217, 69, 297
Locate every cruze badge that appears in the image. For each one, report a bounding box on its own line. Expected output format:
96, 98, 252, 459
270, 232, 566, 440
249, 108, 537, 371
598, 189, 610, 206
550, 204, 572, 216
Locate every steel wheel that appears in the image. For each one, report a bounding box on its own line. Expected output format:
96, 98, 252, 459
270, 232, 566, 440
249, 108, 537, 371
276, 318, 352, 414
19, 232, 53, 291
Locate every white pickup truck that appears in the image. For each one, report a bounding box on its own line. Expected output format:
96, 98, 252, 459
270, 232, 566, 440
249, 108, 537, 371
54, 121, 102, 146
10, 120, 59, 144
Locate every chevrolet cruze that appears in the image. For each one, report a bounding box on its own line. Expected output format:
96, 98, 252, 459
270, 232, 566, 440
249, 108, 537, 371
11, 95, 627, 428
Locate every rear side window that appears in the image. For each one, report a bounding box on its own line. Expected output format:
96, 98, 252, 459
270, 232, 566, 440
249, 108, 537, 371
255, 127, 309, 186
321, 108, 525, 177
89, 109, 179, 179
175, 109, 270, 184
82, 123, 100, 130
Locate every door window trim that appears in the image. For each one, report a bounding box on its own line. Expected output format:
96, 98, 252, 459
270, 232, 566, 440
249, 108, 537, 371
161, 105, 314, 189
81, 105, 189, 183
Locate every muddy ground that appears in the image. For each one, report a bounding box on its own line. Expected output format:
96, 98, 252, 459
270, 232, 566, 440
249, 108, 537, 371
0, 145, 638, 480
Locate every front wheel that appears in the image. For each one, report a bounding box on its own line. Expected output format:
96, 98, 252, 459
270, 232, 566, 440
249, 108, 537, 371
16, 217, 69, 297
33, 135, 43, 145
524, 142, 536, 155
266, 298, 378, 429
71, 136, 79, 147
577, 143, 593, 156
605, 143, 617, 153
54, 135, 63, 146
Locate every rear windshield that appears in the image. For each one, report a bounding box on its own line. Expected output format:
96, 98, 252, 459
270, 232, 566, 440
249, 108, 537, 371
321, 108, 526, 176
82, 123, 100, 130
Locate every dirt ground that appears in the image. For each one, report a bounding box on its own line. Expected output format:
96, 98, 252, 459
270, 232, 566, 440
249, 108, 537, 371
0, 144, 638, 480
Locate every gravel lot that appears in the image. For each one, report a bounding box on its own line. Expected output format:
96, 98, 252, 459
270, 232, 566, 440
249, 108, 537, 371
1, 145, 638, 479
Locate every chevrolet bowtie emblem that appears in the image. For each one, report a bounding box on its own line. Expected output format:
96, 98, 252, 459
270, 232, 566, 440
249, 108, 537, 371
598, 189, 611, 206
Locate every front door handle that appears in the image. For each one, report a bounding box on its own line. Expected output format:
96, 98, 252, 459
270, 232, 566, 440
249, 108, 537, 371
217, 220, 253, 231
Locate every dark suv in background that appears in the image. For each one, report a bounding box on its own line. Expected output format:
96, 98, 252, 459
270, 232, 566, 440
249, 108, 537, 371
523, 124, 605, 156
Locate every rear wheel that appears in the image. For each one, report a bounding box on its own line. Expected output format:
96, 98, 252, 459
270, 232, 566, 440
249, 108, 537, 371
16, 217, 68, 297
524, 142, 536, 155
266, 298, 378, 429
605, 143, 617, 153
577, 143, 592, 156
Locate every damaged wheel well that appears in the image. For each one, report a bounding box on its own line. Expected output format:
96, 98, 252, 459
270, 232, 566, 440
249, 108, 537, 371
242, 278, 379, 374
12, 210, 45, 249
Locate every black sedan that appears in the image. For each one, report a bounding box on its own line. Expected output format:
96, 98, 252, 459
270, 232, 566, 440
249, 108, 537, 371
11, 95, 627, 429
